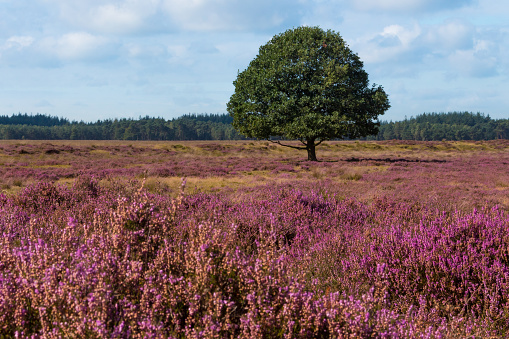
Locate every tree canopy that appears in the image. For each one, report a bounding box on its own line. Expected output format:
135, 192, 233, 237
227, 26, 390, 160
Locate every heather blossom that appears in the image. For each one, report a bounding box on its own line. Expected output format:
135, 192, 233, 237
0, 140, 508, 337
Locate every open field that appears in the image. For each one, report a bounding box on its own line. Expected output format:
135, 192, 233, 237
1, 140, 509, 337
2, 139, 509, 210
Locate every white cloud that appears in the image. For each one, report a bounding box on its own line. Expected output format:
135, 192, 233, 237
40, 32, 112, 61
5, 36, 35, 49
358, 19, 478, 73
423, 19, 474, 51
382, 24, 422, 45
1, 36, 35, 62
1, 36, 36, 66
448, 40, 499, 78
359, 24, 422, 64
89, 4, 145, 34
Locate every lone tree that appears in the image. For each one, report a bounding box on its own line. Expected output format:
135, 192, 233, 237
227, 26, 390, 161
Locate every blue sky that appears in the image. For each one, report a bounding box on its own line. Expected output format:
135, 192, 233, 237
0, 0, 507, 122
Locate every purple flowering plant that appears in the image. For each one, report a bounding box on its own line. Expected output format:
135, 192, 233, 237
0, 140, 508, 337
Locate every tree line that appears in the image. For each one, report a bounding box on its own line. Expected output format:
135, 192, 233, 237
368, 112, 509, 141
0, 111, 507, 141
0, 113, 245, 140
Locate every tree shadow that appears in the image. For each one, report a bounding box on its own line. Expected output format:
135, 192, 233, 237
299, 157, 447, 164
342, 157, 446, 163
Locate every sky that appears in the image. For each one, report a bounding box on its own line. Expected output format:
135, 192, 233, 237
0, 0, 508, 122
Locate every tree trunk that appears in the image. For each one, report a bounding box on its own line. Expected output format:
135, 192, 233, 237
306, 139, 318, 161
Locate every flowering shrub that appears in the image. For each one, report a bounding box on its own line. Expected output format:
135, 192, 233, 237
0, 140, 508, 337
0, 175, 505, 338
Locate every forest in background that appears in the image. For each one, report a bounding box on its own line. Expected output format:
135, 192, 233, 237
0, 111, 507, 141
0, 113, 243, 141
371, 112, 509, 141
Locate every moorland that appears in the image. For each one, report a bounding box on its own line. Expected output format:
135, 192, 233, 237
1, 139, 509, 337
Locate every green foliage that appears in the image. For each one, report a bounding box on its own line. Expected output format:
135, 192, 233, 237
2, 110, 507, 142
370, 112, 509, 141
227, 26, 390, 160
0, 114, 244, 141
0, 113, 69, 126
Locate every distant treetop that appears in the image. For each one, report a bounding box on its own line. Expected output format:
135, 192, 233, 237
0, 113, 69, 126
0, 111, 506, 141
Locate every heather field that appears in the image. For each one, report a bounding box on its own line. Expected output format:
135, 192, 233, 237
1, 140, 509, 338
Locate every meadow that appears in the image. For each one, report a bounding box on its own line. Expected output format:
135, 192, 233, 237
1, 140, 509, 337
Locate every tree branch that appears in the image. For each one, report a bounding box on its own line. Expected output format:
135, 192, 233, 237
268, 139, 307, 150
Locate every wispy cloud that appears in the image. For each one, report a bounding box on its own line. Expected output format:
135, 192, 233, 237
5, 36, 35, 49
40, 32, 113, 61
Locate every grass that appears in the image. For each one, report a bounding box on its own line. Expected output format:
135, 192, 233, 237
1, 139, 508, 209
